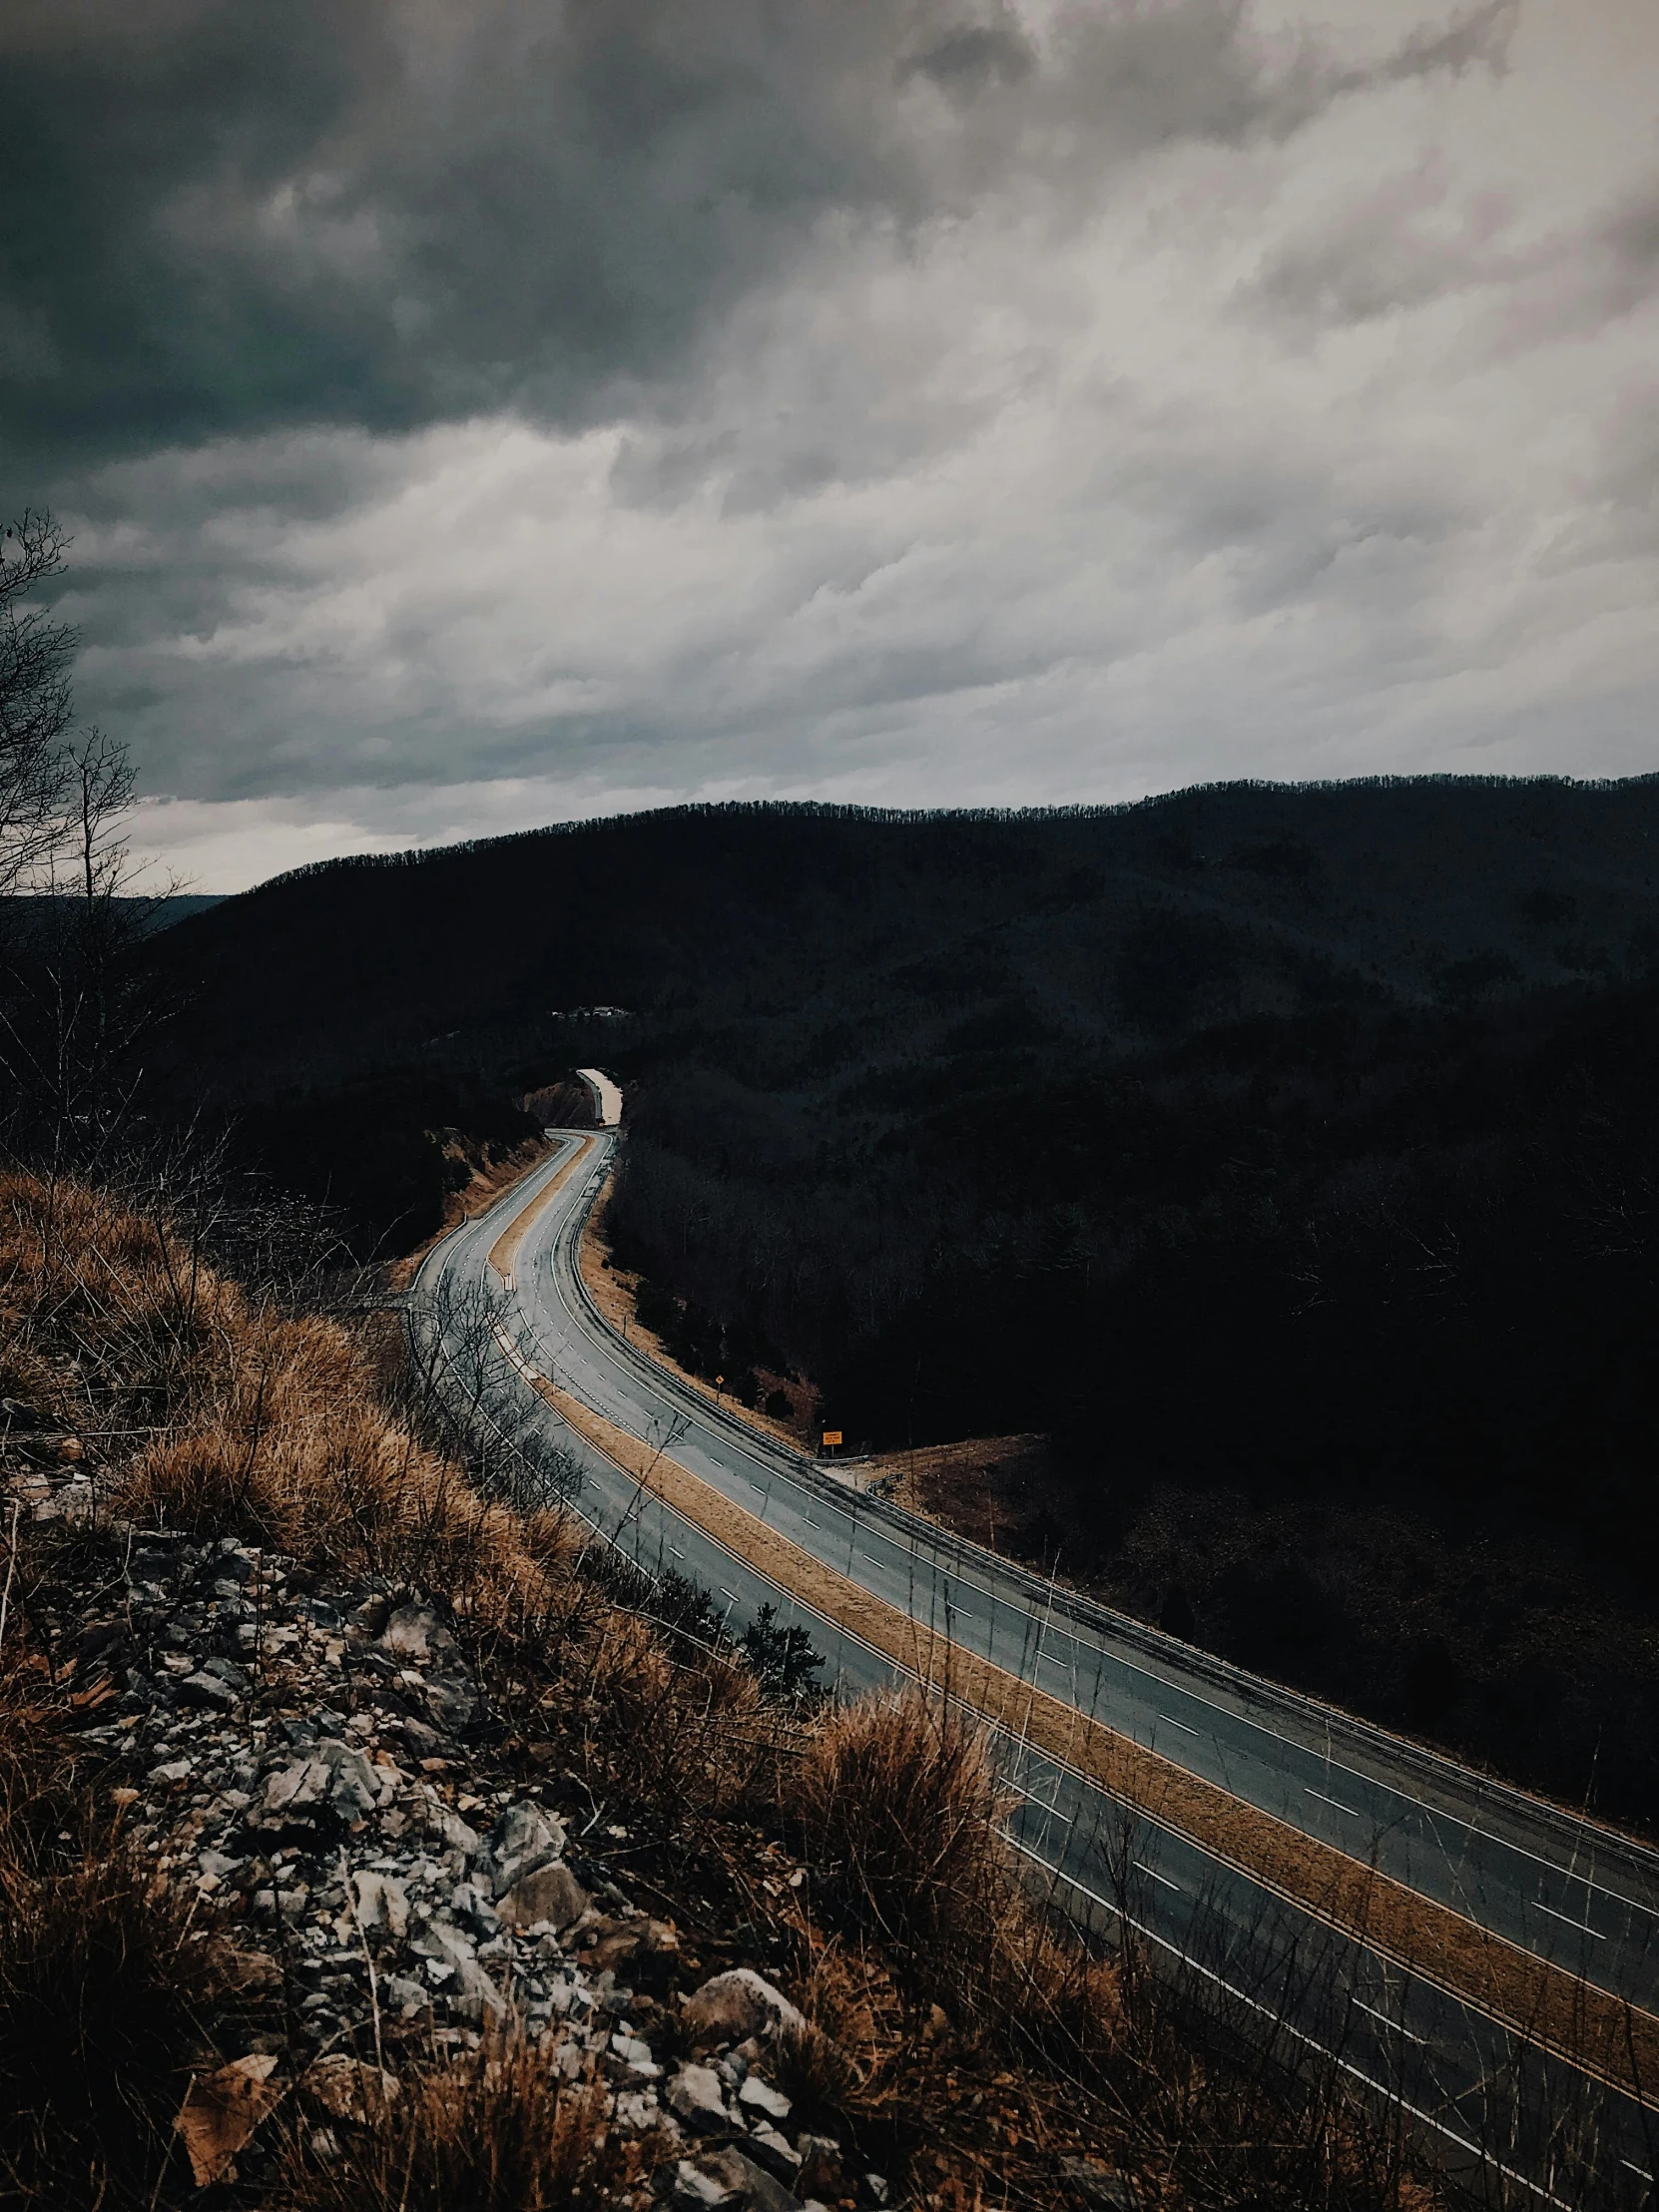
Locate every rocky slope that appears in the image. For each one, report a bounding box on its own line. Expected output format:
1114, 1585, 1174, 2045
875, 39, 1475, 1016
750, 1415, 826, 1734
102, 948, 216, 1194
0, 1166, 1439, 2212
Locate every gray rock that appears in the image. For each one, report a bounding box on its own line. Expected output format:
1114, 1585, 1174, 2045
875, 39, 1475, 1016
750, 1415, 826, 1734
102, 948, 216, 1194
380, 1604, 456, 1663
417, 1919, 506, 2018
700, 2147, 805, 2212
667, 2062, 730, 2135
744, 2125, 805, 2183
485, 1801, 567, 1897
669, 2161, 735, 2209
496, 1859, 589, 1931
1059, 2159, 1139, 2210
610, 2030, 661, 2078
342, 1869, 409, 1938
684, 1969, 807, 2048
302, 2054, 400, 2123
422, 1673, 477, 1732
427, 1802, 482, 1857
613, 2087, 664, 2133
738, 2074, 792, 2124
260, 1739, 380, 1826
179, 1670, 240, 1711
448, 1880, 501, 1937
383, 1973, 430, 2017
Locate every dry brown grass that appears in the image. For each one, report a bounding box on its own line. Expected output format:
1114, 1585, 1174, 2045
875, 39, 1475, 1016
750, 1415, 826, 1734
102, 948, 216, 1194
273, 2033, 631, 2212
789, 1688, 1123, 2077
0, 1652, 249, 2210
0, 1168, 577, 1632
0, 1165, 1451, 2212
793, 1688, 1011, 1959
0, 1847, 228, 2205
569, 1609, 788, 1831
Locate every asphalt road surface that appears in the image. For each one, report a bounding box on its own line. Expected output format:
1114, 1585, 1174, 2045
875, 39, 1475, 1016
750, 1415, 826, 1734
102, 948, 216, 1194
413, 1131, 1659, 2207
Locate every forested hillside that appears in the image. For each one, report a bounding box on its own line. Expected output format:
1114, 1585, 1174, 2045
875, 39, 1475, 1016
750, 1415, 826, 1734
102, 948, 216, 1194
148, 780, 1659, 1817
154, 777, 1659, 1099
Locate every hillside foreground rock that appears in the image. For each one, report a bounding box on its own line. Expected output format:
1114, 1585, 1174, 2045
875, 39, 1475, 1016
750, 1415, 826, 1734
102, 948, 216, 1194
0, 1167, 1444, 2211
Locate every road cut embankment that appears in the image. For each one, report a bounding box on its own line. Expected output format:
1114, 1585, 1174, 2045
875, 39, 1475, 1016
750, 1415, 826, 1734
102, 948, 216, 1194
576, 1067, 624, 1127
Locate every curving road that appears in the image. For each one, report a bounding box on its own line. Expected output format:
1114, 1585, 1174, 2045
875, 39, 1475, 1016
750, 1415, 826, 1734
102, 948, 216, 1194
413, 1130, 1659, 2207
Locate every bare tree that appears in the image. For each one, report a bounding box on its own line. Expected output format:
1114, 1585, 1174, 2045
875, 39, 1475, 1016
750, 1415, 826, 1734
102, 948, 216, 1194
0, 510, 176, 1166
0, 510, 75, 897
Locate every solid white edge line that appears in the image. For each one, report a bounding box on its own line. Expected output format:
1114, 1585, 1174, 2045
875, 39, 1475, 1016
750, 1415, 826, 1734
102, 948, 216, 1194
1354, 1998, 1428, 2046
445, 1136, 1659, 2042
432, 1273, 1636, 2206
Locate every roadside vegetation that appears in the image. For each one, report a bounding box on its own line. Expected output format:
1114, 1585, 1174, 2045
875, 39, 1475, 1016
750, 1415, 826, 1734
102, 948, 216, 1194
0, 1160, 1462, 2210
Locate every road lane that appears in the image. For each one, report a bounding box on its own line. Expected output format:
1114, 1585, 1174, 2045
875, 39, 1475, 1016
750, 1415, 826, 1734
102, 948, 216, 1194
410, 1132, 1659, 2203
503, 1138, 1659, 2002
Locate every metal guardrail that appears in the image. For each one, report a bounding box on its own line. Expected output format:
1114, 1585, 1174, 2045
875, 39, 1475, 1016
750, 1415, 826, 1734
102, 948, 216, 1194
547, 1144, 1659, 1896
406, 1138, 1658, 2206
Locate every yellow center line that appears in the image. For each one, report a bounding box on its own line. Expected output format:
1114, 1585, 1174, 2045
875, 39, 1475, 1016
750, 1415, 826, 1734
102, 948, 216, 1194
486, 1135, 595, 1283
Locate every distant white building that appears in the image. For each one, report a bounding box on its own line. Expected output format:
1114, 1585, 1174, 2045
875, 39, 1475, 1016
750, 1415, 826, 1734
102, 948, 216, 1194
576, 1067, 623, 1127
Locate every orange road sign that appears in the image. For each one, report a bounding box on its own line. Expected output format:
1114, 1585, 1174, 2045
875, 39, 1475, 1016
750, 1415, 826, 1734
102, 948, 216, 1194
822, 1429, 842, 1447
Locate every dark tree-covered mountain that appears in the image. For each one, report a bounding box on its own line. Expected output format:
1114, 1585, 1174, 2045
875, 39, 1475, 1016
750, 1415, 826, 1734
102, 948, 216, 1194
144, 780, 1659, 1818
148, 777, 1659, 1100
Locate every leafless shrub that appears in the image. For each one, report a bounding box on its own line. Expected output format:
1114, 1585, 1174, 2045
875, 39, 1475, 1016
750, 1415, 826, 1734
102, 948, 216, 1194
0, 1852, 227, 2207
792, 1687, 1013, 1965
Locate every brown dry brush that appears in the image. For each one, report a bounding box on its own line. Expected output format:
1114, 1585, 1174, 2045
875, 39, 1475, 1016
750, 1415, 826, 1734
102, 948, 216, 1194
786, 1688, 1445, 2212
789, 1691, 1122, 2060
273, 2035, 636, 2212
0, 1652, 260, 2210
0, 1168, 1445, 2211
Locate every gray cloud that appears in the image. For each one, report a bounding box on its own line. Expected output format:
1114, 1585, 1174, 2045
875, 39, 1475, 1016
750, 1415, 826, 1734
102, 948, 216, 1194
7, 0, 1656, 891
2, 0, 1517, 473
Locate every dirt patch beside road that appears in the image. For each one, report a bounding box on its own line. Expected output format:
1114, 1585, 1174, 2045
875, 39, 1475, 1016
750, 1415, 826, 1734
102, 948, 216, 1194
872, 1434, 1060, 1551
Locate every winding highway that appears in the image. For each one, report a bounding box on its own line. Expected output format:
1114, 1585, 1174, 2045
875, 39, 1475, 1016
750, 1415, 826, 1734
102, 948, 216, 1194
412, 1129, 1659, 2207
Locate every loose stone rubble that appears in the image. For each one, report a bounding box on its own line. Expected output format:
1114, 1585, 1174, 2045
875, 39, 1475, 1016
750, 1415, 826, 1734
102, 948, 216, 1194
31, 1506, 882, 2210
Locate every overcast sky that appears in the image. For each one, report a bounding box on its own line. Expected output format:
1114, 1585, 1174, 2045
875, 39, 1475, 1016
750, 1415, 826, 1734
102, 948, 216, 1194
5, 0, 1656, 890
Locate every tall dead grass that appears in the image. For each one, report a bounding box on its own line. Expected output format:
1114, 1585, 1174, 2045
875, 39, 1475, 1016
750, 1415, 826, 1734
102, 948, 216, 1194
789, 1688, 1122, 2071
0, 1656, 247, 2209
1, 1168, 571, 1627
274, 2034, 628, 2212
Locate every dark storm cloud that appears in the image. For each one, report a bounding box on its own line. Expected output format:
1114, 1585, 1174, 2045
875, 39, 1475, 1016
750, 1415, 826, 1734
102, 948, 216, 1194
1, 0, 1518, 472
